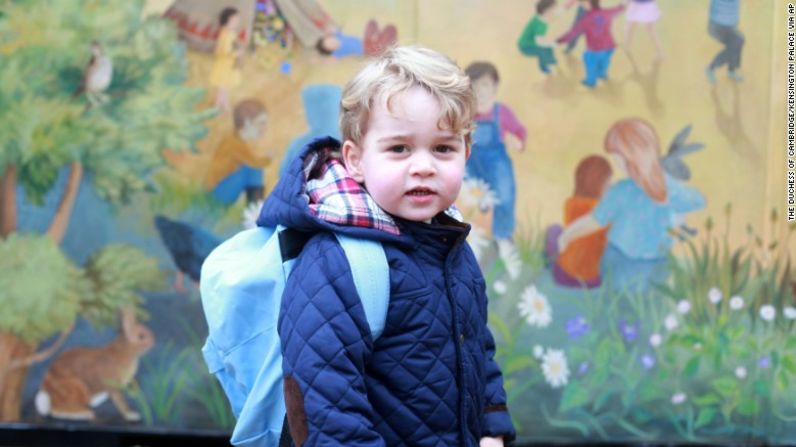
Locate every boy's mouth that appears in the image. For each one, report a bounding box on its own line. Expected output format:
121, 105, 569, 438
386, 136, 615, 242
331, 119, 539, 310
407, 187, 436, 196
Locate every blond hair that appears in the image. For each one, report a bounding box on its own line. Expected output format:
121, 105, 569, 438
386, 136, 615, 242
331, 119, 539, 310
340, 46, 476, 147
604, 118, 668, 203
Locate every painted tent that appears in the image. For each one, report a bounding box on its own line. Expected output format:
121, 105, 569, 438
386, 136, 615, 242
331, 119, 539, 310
0, 0, 794, 445
164, 0, 258, 53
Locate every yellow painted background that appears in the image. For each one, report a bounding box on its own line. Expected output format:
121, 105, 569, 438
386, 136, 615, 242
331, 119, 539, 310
151, 0, 791, 250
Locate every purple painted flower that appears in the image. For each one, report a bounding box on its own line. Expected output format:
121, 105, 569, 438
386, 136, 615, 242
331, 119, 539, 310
566, 316, 591, 338
619, 320, 639, 342
759, 356, 771, 369
640, 353, 656, 369
577, 361, 590, 376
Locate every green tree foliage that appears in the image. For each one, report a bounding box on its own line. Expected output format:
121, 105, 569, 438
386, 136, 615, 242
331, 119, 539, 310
0, 234, 89, 343
0, 236, 164, 342
0, 0, 211, 204
81, 244, 165, 327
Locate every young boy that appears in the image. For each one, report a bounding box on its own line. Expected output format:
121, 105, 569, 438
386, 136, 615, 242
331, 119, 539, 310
517, 0, 559, 74
464, 62, 526, 279
257, 46, 515, 446
205, 98, 271, 206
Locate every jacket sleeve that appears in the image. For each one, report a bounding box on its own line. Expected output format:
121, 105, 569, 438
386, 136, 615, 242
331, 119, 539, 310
278, 234, 386, 447
556, 15, 585, 44
477, 275, 517, 442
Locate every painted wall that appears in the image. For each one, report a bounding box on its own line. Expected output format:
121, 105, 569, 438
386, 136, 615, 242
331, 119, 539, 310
0, 0, 793, 444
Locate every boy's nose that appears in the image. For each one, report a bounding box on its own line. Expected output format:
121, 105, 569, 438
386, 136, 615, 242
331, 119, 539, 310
409, 152, 437, 177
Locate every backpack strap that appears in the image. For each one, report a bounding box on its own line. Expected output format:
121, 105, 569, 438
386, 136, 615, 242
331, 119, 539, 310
334, 234, 389, 340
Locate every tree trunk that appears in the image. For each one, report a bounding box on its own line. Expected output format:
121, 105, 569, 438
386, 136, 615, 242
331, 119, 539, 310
0, 332, 33, 422
47, 162, 83, 245
0, 164, 17, 237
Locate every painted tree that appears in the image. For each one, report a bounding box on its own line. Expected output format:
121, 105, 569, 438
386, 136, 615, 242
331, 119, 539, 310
0, 0, 210, 420
0, 239, 163, 420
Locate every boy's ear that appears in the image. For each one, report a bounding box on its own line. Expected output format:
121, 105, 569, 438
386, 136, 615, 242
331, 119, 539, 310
342, 140, 365, 183
465, 144, 471, 161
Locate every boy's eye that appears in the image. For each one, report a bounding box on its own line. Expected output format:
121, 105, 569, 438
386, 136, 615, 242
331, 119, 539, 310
435, 145, 454, 153
388, 145, 408, 153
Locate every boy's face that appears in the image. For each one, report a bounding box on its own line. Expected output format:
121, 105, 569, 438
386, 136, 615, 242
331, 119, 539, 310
343, 87, 470, 222
238, 112, 268, 140
227, 13, 240, 30
471, 75, 498, 114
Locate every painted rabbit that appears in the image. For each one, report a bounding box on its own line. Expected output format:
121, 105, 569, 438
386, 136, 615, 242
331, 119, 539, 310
35, 308, 155, 422
661, 124, 705, 240
661, 124, 705, 182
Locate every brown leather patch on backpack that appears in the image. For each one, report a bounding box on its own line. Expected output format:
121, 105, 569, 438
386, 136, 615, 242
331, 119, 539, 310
284, 375, 309, 446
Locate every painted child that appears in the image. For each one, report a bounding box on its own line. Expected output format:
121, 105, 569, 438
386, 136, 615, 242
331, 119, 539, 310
205, 99, 271, 206
517, 0, 560, 74
563, 0, 588, 54
556, 0, 627, 88
464, 62, 527, 276
624, 0, 663, 60
547, 155, 613, 288
209, 7, 243, 112
705, 0, 744, 83
260, 46, 515, 446
558, 118, 705, 292
279, 84, 343, 176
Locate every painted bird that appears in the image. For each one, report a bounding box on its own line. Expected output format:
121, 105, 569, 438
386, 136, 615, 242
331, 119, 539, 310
73, 41, 113, 108
154, 215, 222, 293
662, 124, 705, 240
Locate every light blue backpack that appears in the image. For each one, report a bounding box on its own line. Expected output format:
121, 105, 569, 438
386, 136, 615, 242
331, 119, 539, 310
199, 225, 389, 446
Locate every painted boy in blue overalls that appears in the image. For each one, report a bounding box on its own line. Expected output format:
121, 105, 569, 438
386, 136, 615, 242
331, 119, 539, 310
464, 62, 527, 277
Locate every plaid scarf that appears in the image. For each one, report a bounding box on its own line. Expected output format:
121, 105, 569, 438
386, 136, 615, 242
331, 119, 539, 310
303, 147, 463, 235
304, 148, 401, 235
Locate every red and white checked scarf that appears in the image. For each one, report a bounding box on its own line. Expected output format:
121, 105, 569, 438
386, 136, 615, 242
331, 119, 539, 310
303, 148, 462, 235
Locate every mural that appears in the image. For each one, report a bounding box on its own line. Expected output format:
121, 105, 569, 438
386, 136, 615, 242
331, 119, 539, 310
0, 0, 794, 444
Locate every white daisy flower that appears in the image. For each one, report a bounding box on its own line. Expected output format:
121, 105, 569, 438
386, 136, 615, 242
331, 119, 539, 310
493, 280, 507, 295
533, 345, 544, 358
241, 199, 265, 229
735, 366, 747, 379
693, 343, 702, 351
671, 392, 687, 405
649, 333, 662, 348
729, 296, 744, 310
664, 314, 679, 331
541, 349, 570, 388
759, 305, 776, 322
708, 287, 723, 304
497, 239, 522, 280
478, 188, 500, 212
459, 178, 500, 212
517, 285, 552, 328
784, 307, 796, 320
677, 300, 691, 315
458, 178, 489, 207
467, 226, 490, 263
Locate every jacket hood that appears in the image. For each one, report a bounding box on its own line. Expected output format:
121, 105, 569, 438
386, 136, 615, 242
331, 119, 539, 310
258, 137, 410, 245
258, 137, 466, 246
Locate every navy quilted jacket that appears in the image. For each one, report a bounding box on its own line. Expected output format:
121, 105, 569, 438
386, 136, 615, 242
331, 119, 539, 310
258, 138, 516, 446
